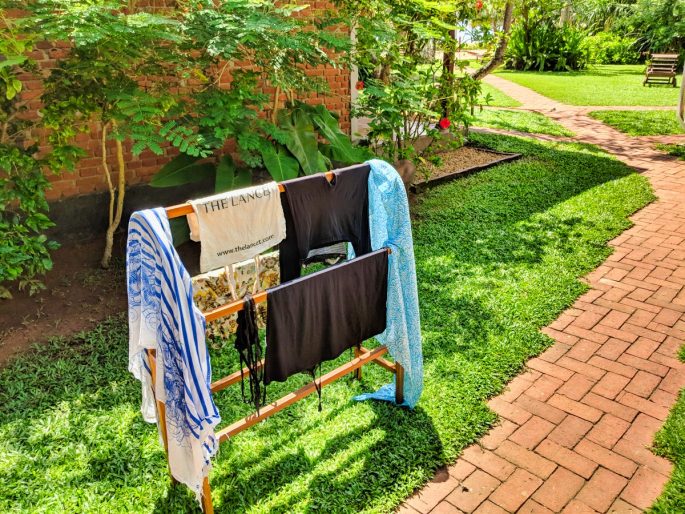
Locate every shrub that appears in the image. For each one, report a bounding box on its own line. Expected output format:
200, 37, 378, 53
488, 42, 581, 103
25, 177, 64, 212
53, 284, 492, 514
505, 20, 591, 72
587, 32, 640, 64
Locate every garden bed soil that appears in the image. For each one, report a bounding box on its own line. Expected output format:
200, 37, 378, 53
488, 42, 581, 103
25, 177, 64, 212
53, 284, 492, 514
412, 146, 521, 190
0, 239, 127, 366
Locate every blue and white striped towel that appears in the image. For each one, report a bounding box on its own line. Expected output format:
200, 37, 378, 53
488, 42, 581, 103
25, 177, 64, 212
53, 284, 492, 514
127, 208, 220, 502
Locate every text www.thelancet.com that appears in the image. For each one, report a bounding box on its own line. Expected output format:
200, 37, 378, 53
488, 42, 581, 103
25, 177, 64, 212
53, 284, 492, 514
216, 234, 275, 257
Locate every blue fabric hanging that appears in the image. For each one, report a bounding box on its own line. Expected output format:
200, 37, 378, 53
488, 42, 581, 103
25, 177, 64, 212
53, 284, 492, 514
354, 159, 423, 408
127, 208, 220, 502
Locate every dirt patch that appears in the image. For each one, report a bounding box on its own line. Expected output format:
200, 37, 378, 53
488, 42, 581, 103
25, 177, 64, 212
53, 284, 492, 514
416, 146, 507, 184
0, 239, 127, 366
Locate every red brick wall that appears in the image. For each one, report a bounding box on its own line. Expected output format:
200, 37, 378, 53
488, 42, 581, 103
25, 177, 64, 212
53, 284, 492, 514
18, 2, 351, 201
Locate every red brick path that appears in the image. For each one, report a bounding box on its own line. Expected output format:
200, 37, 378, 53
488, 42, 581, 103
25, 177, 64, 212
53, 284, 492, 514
400, 76, 685, 513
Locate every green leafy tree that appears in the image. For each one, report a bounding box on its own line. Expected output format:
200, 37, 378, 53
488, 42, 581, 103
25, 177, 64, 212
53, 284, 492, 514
0, 9, 80, 298
24, 0, 183, 268
336, 0, 482, 166
151, 0, 363, 201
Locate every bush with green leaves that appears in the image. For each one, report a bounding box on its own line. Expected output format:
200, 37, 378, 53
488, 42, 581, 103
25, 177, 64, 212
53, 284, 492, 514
587, 32, 640, 64
629, 0, 685, 57
149, 1, 357, 198
21, 0, 185, 268
505, 4, 591, 72
0, 10, 79, 298
336, 0, 482, 166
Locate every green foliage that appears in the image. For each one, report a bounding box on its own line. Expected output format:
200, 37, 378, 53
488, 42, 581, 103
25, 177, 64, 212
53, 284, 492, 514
0, 145, 59, 298
0, 135, 655, 512
276, 107, 329, 175
338, 0, 481, 165
650, 347, 685, 514
28, 0, 182, 160
215, 155, 252, 193
354, 75, 445, 163
656, 143, 685, 159
506, 6, 591, 72
150, 154, 215, 188
0, 10, 68, 298
260, 144, 300, 182
589, 110, 684, 136
630, 0, 685, 56
586, 32, 641, 64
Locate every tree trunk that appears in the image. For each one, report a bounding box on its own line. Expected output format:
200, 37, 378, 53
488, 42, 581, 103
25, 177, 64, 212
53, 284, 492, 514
441, 30, 457, 118
100, 121, 126, 269
471, 1, 514, 80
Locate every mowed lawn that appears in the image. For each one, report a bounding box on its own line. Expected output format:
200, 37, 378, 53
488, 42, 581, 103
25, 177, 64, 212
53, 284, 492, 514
0, 134, 655, 513
589, 110, 684, 136
479, 82, 522, 108
473, 108, 574, 137
496, 65, 680, 106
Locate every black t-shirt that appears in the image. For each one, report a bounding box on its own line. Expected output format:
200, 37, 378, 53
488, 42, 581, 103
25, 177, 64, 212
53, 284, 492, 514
278, 164, 372, 283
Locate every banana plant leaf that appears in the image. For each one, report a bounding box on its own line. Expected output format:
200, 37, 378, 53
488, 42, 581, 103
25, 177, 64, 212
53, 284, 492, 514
150, 153, 214, 187
277, 108, 327, 175
260, 143, 300, 182
215, 154, 252, 193
305, 104, 372, 164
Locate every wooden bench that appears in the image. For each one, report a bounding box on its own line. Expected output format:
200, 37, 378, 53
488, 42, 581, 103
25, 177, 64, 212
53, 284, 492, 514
644, 53, 679, 87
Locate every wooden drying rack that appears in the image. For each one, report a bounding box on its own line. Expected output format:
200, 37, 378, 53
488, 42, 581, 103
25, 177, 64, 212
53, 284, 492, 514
147, 174, 404, 514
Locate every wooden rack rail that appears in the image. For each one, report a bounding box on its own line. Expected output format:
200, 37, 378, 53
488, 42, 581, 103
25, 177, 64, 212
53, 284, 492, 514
164, 171, 336, 219
146, 183, 401, 513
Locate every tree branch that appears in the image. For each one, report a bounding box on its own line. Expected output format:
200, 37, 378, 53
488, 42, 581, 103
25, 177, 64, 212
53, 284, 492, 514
471, 1, 514, 80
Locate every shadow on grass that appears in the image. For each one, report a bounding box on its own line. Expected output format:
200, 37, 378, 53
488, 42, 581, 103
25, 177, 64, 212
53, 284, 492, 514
0, 133, 655, 513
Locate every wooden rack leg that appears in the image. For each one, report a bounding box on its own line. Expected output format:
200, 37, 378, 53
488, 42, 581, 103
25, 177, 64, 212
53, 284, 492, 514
395, 363, 405, 405
146, 349, 177, 484
353, 347, 363, 380
201, 476, 214, 514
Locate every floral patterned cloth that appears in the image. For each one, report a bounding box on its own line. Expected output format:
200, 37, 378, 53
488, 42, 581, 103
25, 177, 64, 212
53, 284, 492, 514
191, 251, 280, 346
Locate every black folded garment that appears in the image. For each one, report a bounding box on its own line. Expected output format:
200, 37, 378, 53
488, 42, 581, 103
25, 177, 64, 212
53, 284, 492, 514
264, 249, 388, 389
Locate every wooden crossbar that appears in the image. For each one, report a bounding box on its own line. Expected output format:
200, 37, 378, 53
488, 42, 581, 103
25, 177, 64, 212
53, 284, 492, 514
216, 345, 395, 442
147, 343, 402, 513
164, 171, 336, 220
199, 247, 391, 323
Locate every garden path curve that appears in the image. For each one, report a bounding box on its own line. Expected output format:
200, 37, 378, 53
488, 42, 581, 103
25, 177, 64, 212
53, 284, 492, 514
400, 75, 685, 513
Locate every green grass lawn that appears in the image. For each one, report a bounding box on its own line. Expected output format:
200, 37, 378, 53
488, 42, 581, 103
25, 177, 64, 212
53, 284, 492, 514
589, 110, 684, 136
0, 134, 655, 513
650, 346, 685, 514
657, 143, 685, 159
479, 83, 522, 108
472, 109, 574, 137
496, 65, 680, 106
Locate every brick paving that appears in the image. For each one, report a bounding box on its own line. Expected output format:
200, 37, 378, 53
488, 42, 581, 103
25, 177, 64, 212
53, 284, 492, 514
400, 75, 685, 513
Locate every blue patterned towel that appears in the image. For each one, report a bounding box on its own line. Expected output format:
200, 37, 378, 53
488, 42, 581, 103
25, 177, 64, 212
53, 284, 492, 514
354, 159, 424, 408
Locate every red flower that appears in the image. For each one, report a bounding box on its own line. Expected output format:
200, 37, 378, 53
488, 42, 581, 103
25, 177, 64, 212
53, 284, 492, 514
475, 0, 484, 10
438, 118, 451, 130
355, 80, 365, 91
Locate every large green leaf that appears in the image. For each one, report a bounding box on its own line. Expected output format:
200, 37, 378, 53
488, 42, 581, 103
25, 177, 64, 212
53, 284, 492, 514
214, 155, 252, 193
170, 217, 191, 247
150, 153, 214, 187
277, 108, 327, 175
306, 104, 371, 164
260, 144, 300, 182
